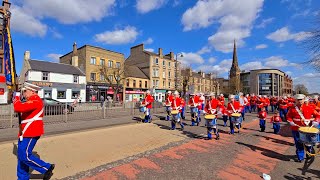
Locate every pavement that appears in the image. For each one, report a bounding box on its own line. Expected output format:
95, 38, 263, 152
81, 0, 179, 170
0, 111, 319, 180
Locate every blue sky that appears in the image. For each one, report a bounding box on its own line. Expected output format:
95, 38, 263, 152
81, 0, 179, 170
9, 0, 320, 93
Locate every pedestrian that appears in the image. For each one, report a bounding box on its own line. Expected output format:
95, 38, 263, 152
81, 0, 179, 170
13, 82, 55, 180
258, 107, 267, 132
100, 95, 105, 107
270, 110, 282, 134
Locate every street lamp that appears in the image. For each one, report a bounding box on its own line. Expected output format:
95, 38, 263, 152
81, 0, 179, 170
175, 53, 183, 90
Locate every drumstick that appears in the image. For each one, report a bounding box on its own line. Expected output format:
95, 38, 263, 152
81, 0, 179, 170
308, 124, 314, 130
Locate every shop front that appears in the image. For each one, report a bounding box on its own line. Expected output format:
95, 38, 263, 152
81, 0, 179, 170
154, 89, 167, 102
0, 75, 8, 104
125, 88, 146, 102
86, 83, 123, 102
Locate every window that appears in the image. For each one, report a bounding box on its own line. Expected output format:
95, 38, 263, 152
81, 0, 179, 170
57, 91, 66, 99
44, 90, 51, 98
116, 62, 121, 68
153, 80, 159, 88
73, 75, 79, 83
108, 75, 113, 82
108, 60, 113, 68
163, 72, 166, 78
42, 72, 49, 81
90, 73, 96, 81
168, 82, 171, 88
72, 91, 80, 99
100, 74, 105, 81
90, 57, 96, 64
145, 81, 147, 88
162, 61, 165, 67
100, 59, 105, 66
0, 36, 2, 49
0, 58, 3, 73
126, 79, 130, 87
139, 80, 142, 88
133, 80, 136, 87
153, 69, 159, 77
0, 14, 3, 26
154, 58, 159, 65
163, 81, 166, 88
168, 62, 171, 67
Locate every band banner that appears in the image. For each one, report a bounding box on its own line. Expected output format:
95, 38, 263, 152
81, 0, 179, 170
3, 20, 16, 89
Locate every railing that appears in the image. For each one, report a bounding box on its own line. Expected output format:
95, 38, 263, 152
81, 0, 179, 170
0, 101, 166, 129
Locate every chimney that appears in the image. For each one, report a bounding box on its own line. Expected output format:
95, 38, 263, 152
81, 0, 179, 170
158, 48, 163, 58
24, 51, 30, 60
130, 44, 144, 54
2, 1, 11, 9
71, 42, 78, 67
170, 52, 174, 60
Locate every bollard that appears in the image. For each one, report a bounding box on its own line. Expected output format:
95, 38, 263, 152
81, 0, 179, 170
103, 101, 106, 119
65, 103, 68, 123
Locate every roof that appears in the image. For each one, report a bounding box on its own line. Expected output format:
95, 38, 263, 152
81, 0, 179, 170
143, 51, 172, 60
125, 65, 149, 79
29, 60, 85, 76
60, 44, 124, 59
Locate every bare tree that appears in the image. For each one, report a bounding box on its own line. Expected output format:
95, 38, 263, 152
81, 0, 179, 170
100, 62, 126, 102
180, 67, 192, 98
294, 84, 309, 95
303, 16, 320, 71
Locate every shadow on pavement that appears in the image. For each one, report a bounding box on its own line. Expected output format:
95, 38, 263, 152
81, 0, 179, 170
253, 134, 294, 146
299, 157, 319, 178
284, 173, 312, 180
12, 143, 44, 179
236, 142, 297, 162
153, 122, 205, 139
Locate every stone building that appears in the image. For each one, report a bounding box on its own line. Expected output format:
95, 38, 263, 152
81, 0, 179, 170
60, 43, 125, 102
229, 40, 241, 94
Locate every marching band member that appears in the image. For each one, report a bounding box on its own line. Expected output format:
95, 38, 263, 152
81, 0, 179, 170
250, 93, 257, 112
171, 91, 184, 130
218, 94, 227, 126
258, 107, 268, 132
257, 95, 264, 113
264, 95, 270, 113
142, 90, 154, 123
165, 91, 174, 121
188, 94, 199, 126
198, 93, 205, 123
271, 96, 278, 113
287, 95, 295, 109
270, 110, 282, 134
279, 96, 288, 122
13, 82, 55, 180
244, 94, 250, 113
227, 95, 243, 134
239, 93, 246, 120
286, 94, 320, 162
204, 93, 220, 140
181, 97, 186, 120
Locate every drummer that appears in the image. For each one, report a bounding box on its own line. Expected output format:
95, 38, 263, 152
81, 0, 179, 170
165, 91, 174, 121
188, 93, 199, 126
170, 91, 184, 130
286, 94, 320, 162
227, 94, 243, 134
204, 93, 221, 140
142, 90, 154, 123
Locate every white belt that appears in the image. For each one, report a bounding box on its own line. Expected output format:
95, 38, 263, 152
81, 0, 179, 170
21, 118, 43, 124
293, 118, 312, 121
20, 109, 44, 141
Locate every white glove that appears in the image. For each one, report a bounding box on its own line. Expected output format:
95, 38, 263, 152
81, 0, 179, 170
312, 121, 319, 127
289, 122, 296, 126
14, 92, 21, 97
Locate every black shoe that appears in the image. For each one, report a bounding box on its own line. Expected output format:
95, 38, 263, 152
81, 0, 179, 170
43, 164, 55, 180
298, 159, 304, 163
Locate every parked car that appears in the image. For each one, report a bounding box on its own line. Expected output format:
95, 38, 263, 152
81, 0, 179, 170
42, 98, 74, 115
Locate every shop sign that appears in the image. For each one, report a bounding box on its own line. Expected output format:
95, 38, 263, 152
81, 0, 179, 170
0, 88, 4, 95
31, 81, 53, 87
126, 90, 145, 94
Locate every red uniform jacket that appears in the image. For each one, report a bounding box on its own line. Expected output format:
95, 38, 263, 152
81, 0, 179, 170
188, 96, 198, 107
270, 115, 282, 123
287, 98, 295, 108
257, 98, 265, 108
198, 95, 205, 110
142, 95, 154, 109
250, 96, 257, 105
171, 97, 182, 112
13, 94, 44, 137
258, 110, 267, 119
165, 95, 174, 106
181, 98, 186, 107
264, 98, 270, 106
204, 99, 220, 115
227, 101, 242, 116
271, 97, 278, 105
279, 99, 288, 109
287, 104, 320, 131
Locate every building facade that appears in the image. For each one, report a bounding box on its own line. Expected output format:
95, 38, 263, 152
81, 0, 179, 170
240, 69, 293, 96
181, 68, 220, 95
20, 51, 86, 103
124, 65, 149, 102
283, 74, 293, 95
216, 78, 229, 95
60, 43, 125, 102
125, 44, 178, 102
229, 40, 241, 94
0, 1, 11, 104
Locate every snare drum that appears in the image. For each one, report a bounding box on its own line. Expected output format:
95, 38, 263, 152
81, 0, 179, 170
205, 115, 216, 120
171, 110, 180, 121
205, 115, 217, 128
139, 106, 146, 112
231, 113, 241, 117
298, 127, 320, 145
190, 107, 198, 114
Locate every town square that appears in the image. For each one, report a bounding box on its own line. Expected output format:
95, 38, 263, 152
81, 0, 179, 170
0, 0, 320, 180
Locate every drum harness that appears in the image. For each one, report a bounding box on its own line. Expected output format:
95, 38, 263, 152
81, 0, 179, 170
230, 103, 242, 130
295, 106, 320, 157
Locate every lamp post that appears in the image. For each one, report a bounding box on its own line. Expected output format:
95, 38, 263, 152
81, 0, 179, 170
175, 53, 183, 90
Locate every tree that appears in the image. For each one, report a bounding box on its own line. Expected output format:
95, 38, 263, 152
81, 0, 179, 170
303, 16, 320, 71
294, 84, 309, 95
100, 62, 126, 102
180, 67, 192, 99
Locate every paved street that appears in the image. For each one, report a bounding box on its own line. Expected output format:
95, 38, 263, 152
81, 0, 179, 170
0, 112, 319, 180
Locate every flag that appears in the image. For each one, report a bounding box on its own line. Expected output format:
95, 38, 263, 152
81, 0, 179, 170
3, 16, 16, 89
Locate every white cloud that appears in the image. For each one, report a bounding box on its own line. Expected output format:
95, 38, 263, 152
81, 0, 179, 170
21, 0, 116, 24
240, 61, 265, 71
47, 53, 63, 62
293, 72, 320, 93
197, 46, 211, 55
256, 17, 274, 29
264, 56, 300, 68
173, 0, 181, 7
208, 57, 216, 64
194, 59, 232, 75
285, 71, 292, 75
11, 5, 47, 37
145, 48, 154, 52
266, 27, 311, 42
136, 0, 167, 14
181, 0, 264, 53
255, 44, 268, 49
94, 26, 139, 45
180, 52, 205, 66
292, 9, 311, 18
143, 38, 154, 44
49, 28, 63, 39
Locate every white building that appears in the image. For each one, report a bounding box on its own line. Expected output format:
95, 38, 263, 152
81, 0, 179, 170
20, 51, 86, 103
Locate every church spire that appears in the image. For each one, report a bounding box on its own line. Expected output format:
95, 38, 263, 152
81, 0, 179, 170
229, 39, 241, 94
232, 39, 238, 68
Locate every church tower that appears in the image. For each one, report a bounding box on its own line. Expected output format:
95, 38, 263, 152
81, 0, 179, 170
229, 40, 241, 94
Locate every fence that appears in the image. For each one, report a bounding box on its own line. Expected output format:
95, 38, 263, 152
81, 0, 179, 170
0, 101, 166, 129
